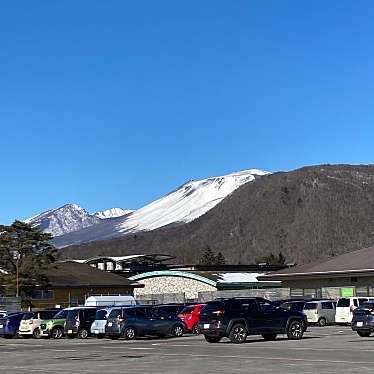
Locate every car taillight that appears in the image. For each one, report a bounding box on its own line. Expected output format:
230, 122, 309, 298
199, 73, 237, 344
212, 310, 225, 316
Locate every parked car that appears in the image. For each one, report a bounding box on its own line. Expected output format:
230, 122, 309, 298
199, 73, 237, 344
178, 304, 205, 334
198, 297, 307, 344
0, 312, 25, 338
105, 305, 185, 340
335, 297, 374, 324
303, 300, 336, 326
351, 301, 374, 337
90, 307, 113, 338
40, 308, 69, 339
19, 309, 61, 339
280, 300, 308, 312
64, 307, 98, 339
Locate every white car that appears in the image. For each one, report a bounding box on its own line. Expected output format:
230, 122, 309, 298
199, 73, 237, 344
335, 297, 374, 324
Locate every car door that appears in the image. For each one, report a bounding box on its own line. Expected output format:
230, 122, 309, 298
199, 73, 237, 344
256, 299, 284, 332
134, 307, 151, 335
146, 308, 171, 334
241, 299, 266, 333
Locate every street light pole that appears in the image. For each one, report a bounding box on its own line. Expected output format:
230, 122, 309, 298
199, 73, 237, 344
12, 251, 20, 298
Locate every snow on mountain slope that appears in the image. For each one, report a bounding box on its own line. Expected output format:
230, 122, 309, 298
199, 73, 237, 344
93, 208, 134, 219
24, 204, 101, 237
51, 169, 269, 247
114, 169, 268, 233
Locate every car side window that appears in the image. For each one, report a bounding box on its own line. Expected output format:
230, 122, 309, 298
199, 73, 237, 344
322, 302, 333, 310
230, 301, 242, 313
257, 300, 275, 313
241, 301, 258, 314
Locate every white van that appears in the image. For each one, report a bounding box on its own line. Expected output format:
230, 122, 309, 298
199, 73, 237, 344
84, 295, 137, 307
335, 297, 374, 324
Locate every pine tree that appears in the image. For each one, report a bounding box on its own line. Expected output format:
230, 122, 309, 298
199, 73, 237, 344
199, 246, 217, 265
0, 221, 56, 297
215, 252, 226, 265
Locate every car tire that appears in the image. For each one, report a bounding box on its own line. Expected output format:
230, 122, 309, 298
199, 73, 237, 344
229, 323, 248, 344
32, 328, 41, 339
357, 331, 371, 337
124, 327, 136, 340
171, 324, 184, 337
204, 335, 221, 343
262, 333, 277, 341
287, 320, 304, 340
51, 327, 64, 340
318, 317, 327, 327
192, 324, 199, 335
77, 328, 89, 339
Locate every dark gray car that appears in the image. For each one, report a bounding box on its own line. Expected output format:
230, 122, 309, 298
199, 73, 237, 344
105, 306, 185, 340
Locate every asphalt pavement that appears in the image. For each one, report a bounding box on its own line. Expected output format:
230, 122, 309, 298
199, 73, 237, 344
1, 326, 374, 373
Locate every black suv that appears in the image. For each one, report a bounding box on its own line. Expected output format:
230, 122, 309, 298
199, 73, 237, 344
64, 307, 98, 339
198, 297, 308, 343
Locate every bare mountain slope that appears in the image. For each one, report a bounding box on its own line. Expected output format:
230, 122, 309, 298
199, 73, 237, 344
59, 165, 374, 264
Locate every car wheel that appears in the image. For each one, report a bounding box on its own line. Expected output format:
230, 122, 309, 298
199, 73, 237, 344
77, 328, 89, 339
318, 317, 327, 327
287, 320, 304, 340
357, 330, 371, 337
192, 324, 200, 335
171, 324, 184, 337
51, 327, 64, 340
32, 328, 41, 339
229, 324, 247, 344
204, 335, 221, 343
262, 333, 277, 341
124, 327, 136, 340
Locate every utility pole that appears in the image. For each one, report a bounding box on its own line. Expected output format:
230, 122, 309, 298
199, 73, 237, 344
12, 251, 20, 298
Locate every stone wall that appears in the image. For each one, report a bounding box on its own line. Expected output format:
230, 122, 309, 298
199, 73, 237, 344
134, 276, 216, 300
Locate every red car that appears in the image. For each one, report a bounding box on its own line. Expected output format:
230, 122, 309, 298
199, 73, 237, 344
178, 304, 206, 334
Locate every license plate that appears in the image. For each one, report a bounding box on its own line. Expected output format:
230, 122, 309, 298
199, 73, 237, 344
94, 330, 99, 334
357, 322, 364, 327
204, 324, 210, 329
108, 322, 113, 327
68, 329, 73, 334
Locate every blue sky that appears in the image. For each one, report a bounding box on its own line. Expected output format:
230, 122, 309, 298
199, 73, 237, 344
1, 1, 374, 224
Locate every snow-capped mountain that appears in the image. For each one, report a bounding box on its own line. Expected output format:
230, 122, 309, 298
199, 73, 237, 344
51, 169, 269, 247
93, 208, 134, 219
24, 204, 101, 237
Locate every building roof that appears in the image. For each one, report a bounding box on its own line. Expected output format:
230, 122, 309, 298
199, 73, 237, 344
46, 261, 143, 288
259, 245, 374, 281
75, 254, 175, 266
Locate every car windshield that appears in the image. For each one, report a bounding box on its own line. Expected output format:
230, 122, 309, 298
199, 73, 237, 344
95, 310, 108, 320
337, 298, 350, 307
108, 309, 122, 319
22, 312, 35, 320
304, 303, 317, 310
180, 307, 194, 314
53, 309, 68, 319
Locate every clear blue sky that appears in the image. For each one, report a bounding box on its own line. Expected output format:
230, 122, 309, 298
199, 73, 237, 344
1, 1, 374, 224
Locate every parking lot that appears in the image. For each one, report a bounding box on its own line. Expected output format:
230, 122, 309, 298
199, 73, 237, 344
1, 326, 374, 373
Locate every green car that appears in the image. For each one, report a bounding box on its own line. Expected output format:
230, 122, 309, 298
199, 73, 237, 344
40, 309, 69, 339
